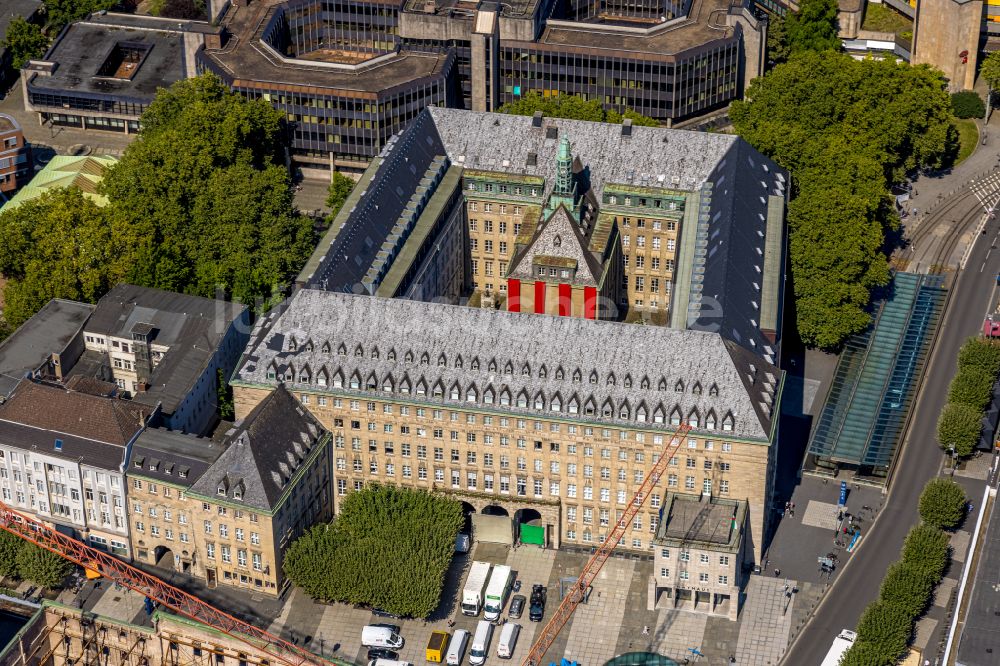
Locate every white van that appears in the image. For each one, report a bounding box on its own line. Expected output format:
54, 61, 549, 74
369, 660, 412, 666
362, 625, 405, 649
496, 623, 520, 659
446, 629, 470, 666
469, 620, 493, 666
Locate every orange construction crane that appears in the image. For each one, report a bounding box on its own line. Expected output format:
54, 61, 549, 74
0, 503, 326, 666
521, 424, 692, 666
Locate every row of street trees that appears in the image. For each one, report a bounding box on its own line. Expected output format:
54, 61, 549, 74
0, 74, 314, 332
937, 339, 1000, 458
840, 478, 963, 664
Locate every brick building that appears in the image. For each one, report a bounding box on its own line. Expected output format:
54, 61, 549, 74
126, 385, 333, 595
0, 113, 31, 195
231, 290, 782, 561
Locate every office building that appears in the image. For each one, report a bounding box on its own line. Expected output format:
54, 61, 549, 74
126, 385, 333, 595
198, 0, 766, 163
299, 107, 787, 351
231, 290, 782, 561
649, 492, 748, 620
21, 13, 212, 134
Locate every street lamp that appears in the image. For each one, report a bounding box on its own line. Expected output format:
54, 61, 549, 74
946, 447, 958, 474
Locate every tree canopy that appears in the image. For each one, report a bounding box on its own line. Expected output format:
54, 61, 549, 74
0, 74, 313, 332
918, 478, 967, 530
42, 0, 117, 32
498, 92, 659, 126
981, 51, 1000, 92
937, 402, 984, 457
958, 338, 1000, 377
100, 74, 313, 311
326, 172, 356, 222
731, 51, 955, 348
0, 188, 128, 328
284, 484, 463, 617
2, 17, 48, 69
785, 0, 840, 55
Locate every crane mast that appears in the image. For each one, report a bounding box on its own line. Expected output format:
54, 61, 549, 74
0, 503, 326, 666
521, 424, 692, 666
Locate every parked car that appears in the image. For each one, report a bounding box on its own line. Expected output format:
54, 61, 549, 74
367, 649, 399, 661
508, 594, 526, 619
529, 584, 546, 622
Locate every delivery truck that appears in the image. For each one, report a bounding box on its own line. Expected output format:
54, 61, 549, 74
483, 564, 513, 621
462, 561, 492, 616
820, 629, 857, 666
426, 631, 450, 663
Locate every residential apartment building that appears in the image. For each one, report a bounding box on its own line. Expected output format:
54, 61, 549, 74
300, 107, 787, 355
0, 113, 32, 195
126, 386, 333, 595
231, 290, 782, 562
69, 284, 250, 435
194, 0, 766, 164
649, 492, 748, 620
0, 299, 94, 397
0, 381, 150, 557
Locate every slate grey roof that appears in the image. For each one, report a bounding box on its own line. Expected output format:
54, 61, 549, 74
508, 205, 602, 287
426, 106, 740, 200
80, 284, 246, 415
0, 420, 126, 471
129, 428, 226, 486
0, 299, 94, 397
235, 290, 781, 441
187, 385, 327, 511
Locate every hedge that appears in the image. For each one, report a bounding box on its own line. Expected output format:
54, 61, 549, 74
283, 484, 463, 618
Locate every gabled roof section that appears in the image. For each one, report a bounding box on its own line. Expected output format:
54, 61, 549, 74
235, 290, 781, 440
0, 379, 147, 446
187, 384, 327, 511
507, 204, 602, 286
0, 156, 118, 212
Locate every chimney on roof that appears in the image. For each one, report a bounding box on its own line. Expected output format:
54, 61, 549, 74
621, 118, 633, 137
531, 111, 543, 128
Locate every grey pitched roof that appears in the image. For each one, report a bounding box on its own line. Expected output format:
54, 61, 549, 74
129, 428, 226, 486
187, 385, 326, 511
0, 299, 94, 397
507, 205, 602, 287
81, 284, 246, 415
0, 420, 126, 471
235, 290, 781, 441
426, 106, 740, 200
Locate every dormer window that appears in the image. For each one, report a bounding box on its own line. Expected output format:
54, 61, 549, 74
505, 362, 514, 375
438, 354, 447, 368
421, 353, 430, 366
217, 480, 228, 497
709, 384, 719, 397
233, 483, 244, 501
641, 376, 650, 389
539, 365, 547, 379
675, 380, 684, 393
288, 337, 297, 351
607, 373, 616, 386
471, 358, 480, 370
54, 439, 63, 452
388, 349, 396, 361
623, 375, 632, 389
354, 345, 363, 357
522, 363, 531, 377
573, 369, 582, 383
692, 382, 702, 395
722, 413, 734, 431
371, 347, 379, 359
590, 371, 598, 385
405, 350, 414, 362
338, 344, 347, 356
555, 367, 564, 380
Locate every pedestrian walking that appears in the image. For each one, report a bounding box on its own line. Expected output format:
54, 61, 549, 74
642, 626, 649, 636
774, 568, 780, 577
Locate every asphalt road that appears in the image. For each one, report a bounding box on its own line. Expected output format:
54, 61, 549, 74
780, 212, 1000, 664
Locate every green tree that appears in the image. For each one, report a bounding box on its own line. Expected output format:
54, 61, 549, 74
853, 600, 911, 663
284, 484, 463, 617
2, 17, 48, 69
326, 171, 356, 221
16, 543, 72, 589
918, 478, 967, 530
42, 0, 118, 32
0, 188, 126, 328
101, 74, 312, 311
0, 531, 23, 580
958, 338, 1000, 377
839, 639, 896, 666
216, 368, 234, 421
785, 0, 840, 54
731, 51, 955, 347
766, 15, 790, 66
937, 402, 983, 457
951, 91, 986, 119
902, 524, 951, 581
981, 51, 1000, 96
878, 561, 935, 617
948, 366, 996, 411
499, 92, 658, 126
